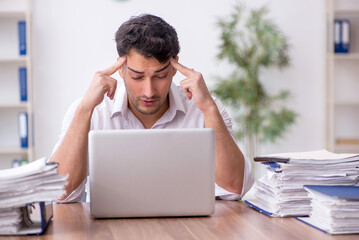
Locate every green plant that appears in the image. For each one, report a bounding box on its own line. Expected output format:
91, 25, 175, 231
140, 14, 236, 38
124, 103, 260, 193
213, 4, 297, 158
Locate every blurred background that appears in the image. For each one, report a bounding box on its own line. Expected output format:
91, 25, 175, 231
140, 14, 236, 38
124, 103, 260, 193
2, 0, 357, 179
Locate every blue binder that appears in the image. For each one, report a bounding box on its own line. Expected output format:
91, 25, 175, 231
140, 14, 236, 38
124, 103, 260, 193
244, 200, 275, 217
18, 112, 28, 148
25, 202, 53, 235
0, 202, 53, 236
296, 185, 359, 235
334, 19, 350, 54
19, 67, 27, 102
303, 185, 359, 200
18, 21, 27, 55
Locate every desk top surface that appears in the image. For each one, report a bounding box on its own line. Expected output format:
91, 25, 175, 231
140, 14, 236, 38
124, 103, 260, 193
2, 201, 359, 240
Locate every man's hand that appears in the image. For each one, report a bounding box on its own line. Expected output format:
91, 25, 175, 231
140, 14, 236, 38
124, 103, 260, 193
81, 56, 127, 111
170, 58, 216, 113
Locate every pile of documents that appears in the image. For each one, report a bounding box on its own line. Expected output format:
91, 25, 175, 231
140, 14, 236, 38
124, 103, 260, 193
245, 149, 359, 217
297, 185, 359, 235
0, 158, 68, 234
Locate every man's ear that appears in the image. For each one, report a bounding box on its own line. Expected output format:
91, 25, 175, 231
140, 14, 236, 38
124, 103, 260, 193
117, 57, 124, 78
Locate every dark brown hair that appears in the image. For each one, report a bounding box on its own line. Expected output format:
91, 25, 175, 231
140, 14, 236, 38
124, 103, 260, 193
115, 14, 180, 63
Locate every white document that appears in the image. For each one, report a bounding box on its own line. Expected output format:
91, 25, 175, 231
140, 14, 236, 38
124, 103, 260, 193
0, 157, 68, 209
257, 149, 359, 164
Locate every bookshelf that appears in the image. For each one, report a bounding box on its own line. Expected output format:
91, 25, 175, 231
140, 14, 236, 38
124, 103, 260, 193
0, 0, 33, 169
326, 0, 359, 153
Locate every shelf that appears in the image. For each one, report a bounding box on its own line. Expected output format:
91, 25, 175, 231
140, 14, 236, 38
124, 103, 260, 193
0, 11, 26, 18
0, 103, 29, 109
0, 147, 31, 155
0, 0, 33, 163
334, 9, 359, 16
0, 56, 27, 63
327, 53, 359, 60
326, 1, 359, 154
334, 101, 359, 106
333, 143, 359, 153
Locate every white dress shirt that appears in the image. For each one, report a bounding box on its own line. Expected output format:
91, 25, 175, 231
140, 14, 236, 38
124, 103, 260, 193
52, 82, 254, 202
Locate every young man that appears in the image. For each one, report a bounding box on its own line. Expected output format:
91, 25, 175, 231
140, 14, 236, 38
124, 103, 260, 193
50, 14, 254, 202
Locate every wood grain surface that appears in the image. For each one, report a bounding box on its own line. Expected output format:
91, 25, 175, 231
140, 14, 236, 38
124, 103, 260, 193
2, 201, 359, 240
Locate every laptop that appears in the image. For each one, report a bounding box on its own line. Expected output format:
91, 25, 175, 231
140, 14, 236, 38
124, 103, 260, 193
88, 128, 215, 218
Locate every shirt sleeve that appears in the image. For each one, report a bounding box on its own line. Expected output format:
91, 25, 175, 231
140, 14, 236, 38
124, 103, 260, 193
51, 98, 87, 203
213, 98, 255, 200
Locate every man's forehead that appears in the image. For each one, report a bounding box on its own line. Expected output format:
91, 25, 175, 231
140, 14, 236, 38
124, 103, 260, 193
125, 49, 171, 73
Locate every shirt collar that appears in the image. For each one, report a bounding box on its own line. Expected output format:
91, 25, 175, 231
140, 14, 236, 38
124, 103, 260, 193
111, 82, 186, 120
111, 83, 129, 119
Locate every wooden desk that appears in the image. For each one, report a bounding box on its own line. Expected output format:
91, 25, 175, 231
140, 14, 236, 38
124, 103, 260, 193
2, 201, 358, 240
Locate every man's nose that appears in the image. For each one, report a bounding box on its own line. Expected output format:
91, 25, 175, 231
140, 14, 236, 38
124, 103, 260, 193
143, 78, 156, 98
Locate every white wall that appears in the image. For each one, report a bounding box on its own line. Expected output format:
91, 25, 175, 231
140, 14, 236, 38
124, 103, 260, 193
32, 0, 326, 160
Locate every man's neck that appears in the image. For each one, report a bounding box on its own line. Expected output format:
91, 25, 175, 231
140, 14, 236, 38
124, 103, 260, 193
128, 97, 169, 129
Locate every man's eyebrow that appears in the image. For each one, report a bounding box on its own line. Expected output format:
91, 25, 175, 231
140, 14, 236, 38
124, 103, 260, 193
155, 62, 170, 73
127, 62, 170, 74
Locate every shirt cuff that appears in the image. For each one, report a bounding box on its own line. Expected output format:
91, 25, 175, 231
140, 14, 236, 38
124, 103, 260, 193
215, 155, 254, 200
55, 177, 87, 203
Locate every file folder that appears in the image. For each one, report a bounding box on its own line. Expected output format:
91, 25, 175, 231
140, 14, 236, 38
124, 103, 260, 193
244, 200, 275, 217
18, 112, 28, 148
0, 202, 53, 235
19, 67, 27, 102
297, 185, 359, 235
18, 21, 26, 56
334, 19, 350, 54
304, 185, 359, 200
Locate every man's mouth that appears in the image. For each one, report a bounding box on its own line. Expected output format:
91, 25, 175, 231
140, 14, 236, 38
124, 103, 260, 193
141, 99, 157, 106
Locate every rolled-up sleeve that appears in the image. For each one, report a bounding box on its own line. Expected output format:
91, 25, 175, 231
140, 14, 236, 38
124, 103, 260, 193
50, 98, 87, 203
214, 98, 255, 200
215, 155, 254, 200
56, 177, 87, 203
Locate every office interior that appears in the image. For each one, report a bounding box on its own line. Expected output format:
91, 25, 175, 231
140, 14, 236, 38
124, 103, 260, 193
0, 0, 357, 175
2, 0, 359, 239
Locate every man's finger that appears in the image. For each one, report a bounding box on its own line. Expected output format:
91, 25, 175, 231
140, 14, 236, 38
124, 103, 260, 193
170, 58, 194, 77
180, 79, 192, 100
105, 76, 118, 100
102, 56, 127, 76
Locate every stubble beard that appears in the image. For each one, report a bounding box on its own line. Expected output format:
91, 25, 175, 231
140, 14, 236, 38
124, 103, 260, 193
127, 93, 167, 115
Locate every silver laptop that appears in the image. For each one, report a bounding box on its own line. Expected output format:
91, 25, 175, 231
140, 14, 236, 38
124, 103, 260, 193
88, 128, 215, 218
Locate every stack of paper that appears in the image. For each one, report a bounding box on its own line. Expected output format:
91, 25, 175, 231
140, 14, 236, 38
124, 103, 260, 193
297, 185, 359, 234
245, 150, 359, 217
0, 158, 68, 234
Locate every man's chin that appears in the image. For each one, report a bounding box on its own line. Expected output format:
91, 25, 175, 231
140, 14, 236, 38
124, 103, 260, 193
137, 106, 161, 115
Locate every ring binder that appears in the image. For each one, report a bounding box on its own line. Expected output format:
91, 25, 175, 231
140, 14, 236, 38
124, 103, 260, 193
18, 112, 28, 148
18, 21, 26, 56
0, 202, 53, 235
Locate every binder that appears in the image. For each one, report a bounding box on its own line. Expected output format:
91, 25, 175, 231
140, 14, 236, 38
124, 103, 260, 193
250, 150, 359, 217
244, 200, 276, 217
334, 20, 341, 52
0, 202, 53, 235
11, 159, 29, 168
18, 112, 28, 148
0, 158, 67, 235
334, 19, 350, 54
304, 185, 359, 200
11, 159, 21, 168
296, 185, 359, 235
18, 21, 27, 56
19, 67, 27, 102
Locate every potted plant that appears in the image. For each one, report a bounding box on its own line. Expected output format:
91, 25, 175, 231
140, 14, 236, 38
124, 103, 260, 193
213, 4, 297, 163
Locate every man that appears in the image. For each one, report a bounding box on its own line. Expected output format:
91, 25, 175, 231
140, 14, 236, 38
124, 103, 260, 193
50, 14, 254, 202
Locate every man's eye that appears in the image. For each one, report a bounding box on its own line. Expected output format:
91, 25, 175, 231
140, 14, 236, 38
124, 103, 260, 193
132, 76, 143, 80
157, 75, 168, 79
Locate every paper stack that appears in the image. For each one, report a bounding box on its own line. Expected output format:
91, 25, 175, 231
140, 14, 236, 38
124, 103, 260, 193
297, 185, 359, 234
245, 150, 359, 217
0, 158, 68, 234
